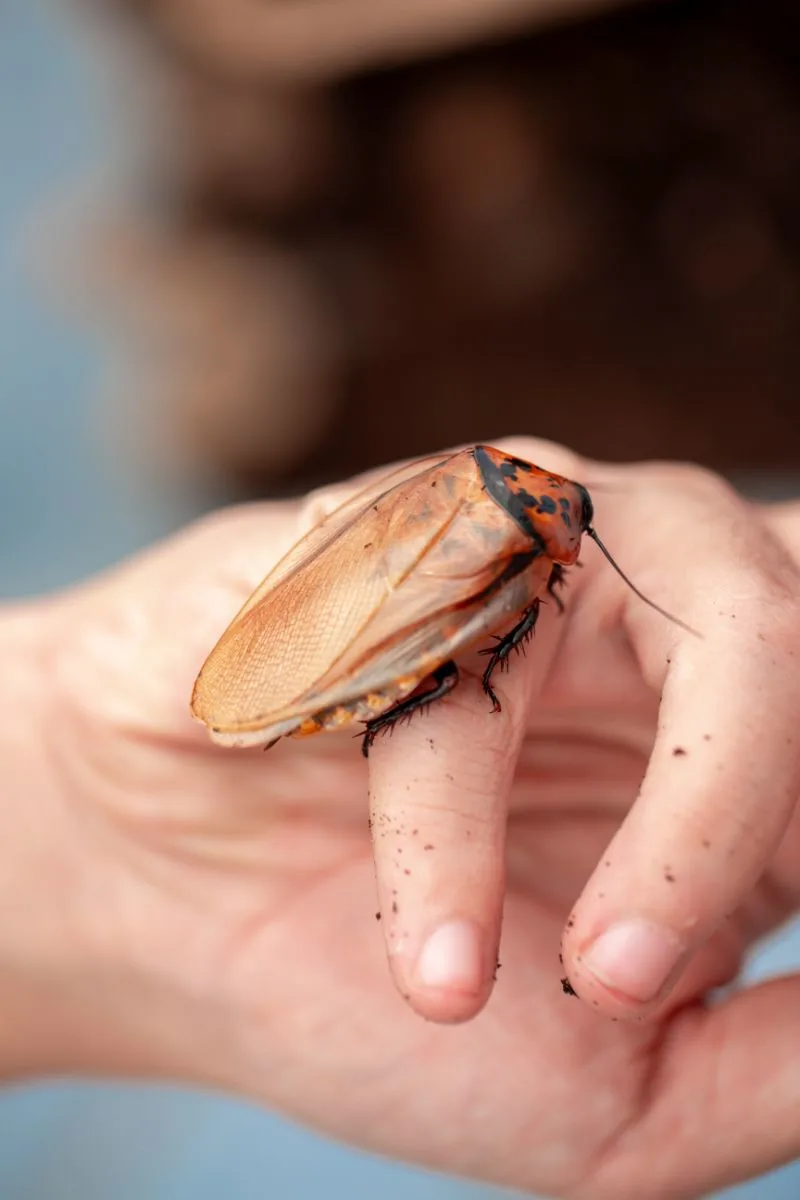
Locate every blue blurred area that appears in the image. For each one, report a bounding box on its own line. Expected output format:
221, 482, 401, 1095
0, 4, 799, 1199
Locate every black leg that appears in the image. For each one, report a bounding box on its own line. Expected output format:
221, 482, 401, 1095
546, 563, 568, 614
362, 661, 460, 757
479, 600, 540, 713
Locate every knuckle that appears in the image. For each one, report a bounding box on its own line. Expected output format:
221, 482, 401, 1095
496, 435, 586, 480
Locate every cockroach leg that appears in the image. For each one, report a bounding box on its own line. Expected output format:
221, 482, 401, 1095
479, 600, 541, 713
361, 661, 459, 757
546, 563, 568, 614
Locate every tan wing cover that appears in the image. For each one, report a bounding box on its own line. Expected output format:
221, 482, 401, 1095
192, 448, 538, 734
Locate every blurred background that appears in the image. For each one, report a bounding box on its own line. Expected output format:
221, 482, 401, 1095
1, 0, 800, 1196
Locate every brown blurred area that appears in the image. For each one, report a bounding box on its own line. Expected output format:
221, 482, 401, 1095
72, 0, 800, 496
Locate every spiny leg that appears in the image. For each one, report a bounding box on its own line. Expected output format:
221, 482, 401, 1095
546, 563, 568, 614
362, 661, 459, 758
479, 600, 540, 713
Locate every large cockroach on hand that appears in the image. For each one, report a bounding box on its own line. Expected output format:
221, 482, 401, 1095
191, 445, 695, 756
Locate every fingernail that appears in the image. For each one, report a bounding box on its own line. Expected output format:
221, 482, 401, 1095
416, 919, 484, 992
582, 919, 686, 1003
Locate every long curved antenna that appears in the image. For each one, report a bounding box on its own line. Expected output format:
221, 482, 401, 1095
585, 527, 702, 639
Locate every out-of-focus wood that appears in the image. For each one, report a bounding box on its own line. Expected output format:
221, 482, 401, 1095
67, 0, 800, 494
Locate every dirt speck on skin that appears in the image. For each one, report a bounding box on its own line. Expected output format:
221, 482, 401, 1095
703, 733, 712, 741
392, 900, 398, 914
561, 977, 578, 997
673, 746, 687, 756
404, 868, 411, 876
702, 838, 711, 849
604, 860, 611, 868
493, 960, 502, 981
664, 867, 676, 882
567, 917, 575, 929
375, 911, 382, 921
424, 843, 434, 851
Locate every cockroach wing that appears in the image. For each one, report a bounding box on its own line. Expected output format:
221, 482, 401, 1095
231, 452, 453, 624
282, 504, 551, 716
192, 451, 473, 733
299, 555, 553, 720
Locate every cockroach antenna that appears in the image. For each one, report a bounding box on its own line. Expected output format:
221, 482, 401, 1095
584, 526, 702, 639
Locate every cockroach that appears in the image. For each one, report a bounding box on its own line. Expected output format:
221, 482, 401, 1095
191, 445, 695, 756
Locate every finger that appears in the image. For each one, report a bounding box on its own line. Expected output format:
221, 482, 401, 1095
302, 436, 586, 1022
590, 975, 800, 1197
367, 607, 565, 1025
562, 469, 800, 1017
763, 499, 800, 562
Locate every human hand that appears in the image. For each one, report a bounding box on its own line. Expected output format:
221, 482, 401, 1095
4, 438, 800, 1199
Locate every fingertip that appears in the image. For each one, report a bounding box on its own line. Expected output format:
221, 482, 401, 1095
389, 917, 498, 1024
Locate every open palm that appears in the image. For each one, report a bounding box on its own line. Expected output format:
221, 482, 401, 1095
39, 440, 800, 1199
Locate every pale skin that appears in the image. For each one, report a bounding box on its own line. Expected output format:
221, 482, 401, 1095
2, 436, 800, 1199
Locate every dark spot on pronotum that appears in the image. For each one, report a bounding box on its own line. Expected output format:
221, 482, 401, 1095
664, 868, 676, 883
561, 511, 572, 529
537, 494, 558, 514
673, 746, 687, 757
561, 977, 578, 997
